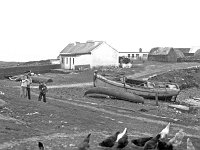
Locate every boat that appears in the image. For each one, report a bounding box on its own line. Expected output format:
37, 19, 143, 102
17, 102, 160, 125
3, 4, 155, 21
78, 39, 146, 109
84, 87, 144, 104
93, 73, 180, 100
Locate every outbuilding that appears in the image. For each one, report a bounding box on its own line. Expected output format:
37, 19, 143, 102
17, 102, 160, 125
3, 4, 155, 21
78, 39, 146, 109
148, 47, 177, 62
119, 48, 149, 60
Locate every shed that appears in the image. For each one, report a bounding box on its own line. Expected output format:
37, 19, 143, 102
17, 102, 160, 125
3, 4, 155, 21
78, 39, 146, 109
174, 50, 185, 58
174, 48, 191, 56
148, 47, 177, 62
174, 48, 190, 53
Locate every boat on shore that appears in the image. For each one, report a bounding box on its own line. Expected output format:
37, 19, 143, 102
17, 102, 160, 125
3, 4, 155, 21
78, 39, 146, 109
93, 73, 180, 100
84, 87, 144, 104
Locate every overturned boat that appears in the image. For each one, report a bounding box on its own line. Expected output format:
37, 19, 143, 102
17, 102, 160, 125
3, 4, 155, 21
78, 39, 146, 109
93, 73, 180, 100
85, 87, 144, 104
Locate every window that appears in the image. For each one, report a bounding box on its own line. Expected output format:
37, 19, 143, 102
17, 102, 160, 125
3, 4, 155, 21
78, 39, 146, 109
61, 57, 64, 64
132, 54, 134, 58
73, 58, 74, 65
136, 54, 139, 58
66, 58, 68, 64
128, 54, 130, 58
143, 54, 147, 57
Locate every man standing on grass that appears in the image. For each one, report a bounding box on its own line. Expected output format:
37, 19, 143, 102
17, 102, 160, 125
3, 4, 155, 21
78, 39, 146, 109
20, 75, 28, 98
38, 82, 48, 103
26, 74, 32, 100
93, 70, 98, 87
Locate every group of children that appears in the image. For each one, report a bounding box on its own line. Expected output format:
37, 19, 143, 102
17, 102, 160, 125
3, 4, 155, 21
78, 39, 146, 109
20, 73, 48, 102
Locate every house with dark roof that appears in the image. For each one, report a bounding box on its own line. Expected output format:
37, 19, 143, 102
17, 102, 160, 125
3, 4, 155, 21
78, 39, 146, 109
59, 41, 119, 69
148, 47, 178, 62
174, 48, 191, 57
174, 48, 190, 53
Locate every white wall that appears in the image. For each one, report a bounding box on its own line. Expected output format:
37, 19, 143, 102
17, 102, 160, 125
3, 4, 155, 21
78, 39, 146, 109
60, 56, 66, 69
60, 56, 73, 69
190, 46, 200, 53
119, 52, 148, 60
60, 42, 119, 69
91, 43, 119, 67
61, 54, 91, 69
73, 54, 91, 67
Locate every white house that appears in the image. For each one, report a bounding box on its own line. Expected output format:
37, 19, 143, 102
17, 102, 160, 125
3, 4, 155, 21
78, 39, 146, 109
189, 46, 200, 54
59, 41, 119, 69
119, 48, 149, 60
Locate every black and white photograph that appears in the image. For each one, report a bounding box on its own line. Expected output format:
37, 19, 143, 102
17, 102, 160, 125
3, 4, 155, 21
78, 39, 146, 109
0, 0, 200, 149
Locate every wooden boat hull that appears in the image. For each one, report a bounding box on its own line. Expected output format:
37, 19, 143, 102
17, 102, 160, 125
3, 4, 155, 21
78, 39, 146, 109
85, 87, 144, 104
94, 75, 180, 100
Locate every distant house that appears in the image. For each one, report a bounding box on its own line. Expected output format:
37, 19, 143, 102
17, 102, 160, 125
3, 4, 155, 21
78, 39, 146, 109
189, 46, 200, 55
194, 49, 200, 58
174, 50, 185, 61
148, 47, 178, 62
119, 48, 149, 60
191, 47, 200, 58
174, 48, 191, 57
59, 41, 118, 69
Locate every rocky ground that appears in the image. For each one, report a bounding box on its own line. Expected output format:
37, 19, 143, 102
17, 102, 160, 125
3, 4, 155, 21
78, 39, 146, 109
0, 61, 200, 149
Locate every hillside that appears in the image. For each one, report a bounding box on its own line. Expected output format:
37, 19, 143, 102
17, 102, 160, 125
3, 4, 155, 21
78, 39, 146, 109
0, 60, 51, 68
0, 61, 23, 68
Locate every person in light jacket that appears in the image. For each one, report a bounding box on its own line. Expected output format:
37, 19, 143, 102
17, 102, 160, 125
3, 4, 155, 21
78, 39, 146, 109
20, 75, 28, 98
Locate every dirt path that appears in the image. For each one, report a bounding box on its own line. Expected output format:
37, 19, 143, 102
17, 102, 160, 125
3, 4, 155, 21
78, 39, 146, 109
27, 82, 93, 89
0, 92, 200, 149
47, 96, 200, 133
12, 84, 200, 133
0, 114, 27, 125
1, 63, 200, 149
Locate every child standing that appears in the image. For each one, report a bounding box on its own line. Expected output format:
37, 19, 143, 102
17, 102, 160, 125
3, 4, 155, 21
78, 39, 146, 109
38, 82, 48, 103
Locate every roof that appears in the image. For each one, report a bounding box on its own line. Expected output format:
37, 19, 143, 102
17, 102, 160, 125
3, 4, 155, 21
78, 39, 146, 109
60, 41, 103, 55
149, 47, 174, 55
174, 50, 185, 58
194, 49, 200, 57
174, 48, 190, 53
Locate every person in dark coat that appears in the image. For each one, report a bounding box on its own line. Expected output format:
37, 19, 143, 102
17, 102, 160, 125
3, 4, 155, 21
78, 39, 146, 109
93, 70, 98, 87
26, 75, 32, 100
38, 82, 48, 102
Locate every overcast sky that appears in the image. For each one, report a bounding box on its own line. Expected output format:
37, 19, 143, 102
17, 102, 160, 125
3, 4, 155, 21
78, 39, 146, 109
0, 0, 200, 62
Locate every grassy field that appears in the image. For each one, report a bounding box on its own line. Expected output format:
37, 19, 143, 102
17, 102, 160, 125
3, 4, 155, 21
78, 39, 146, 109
0, 61, 200, 149
0, 61, 21, 68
